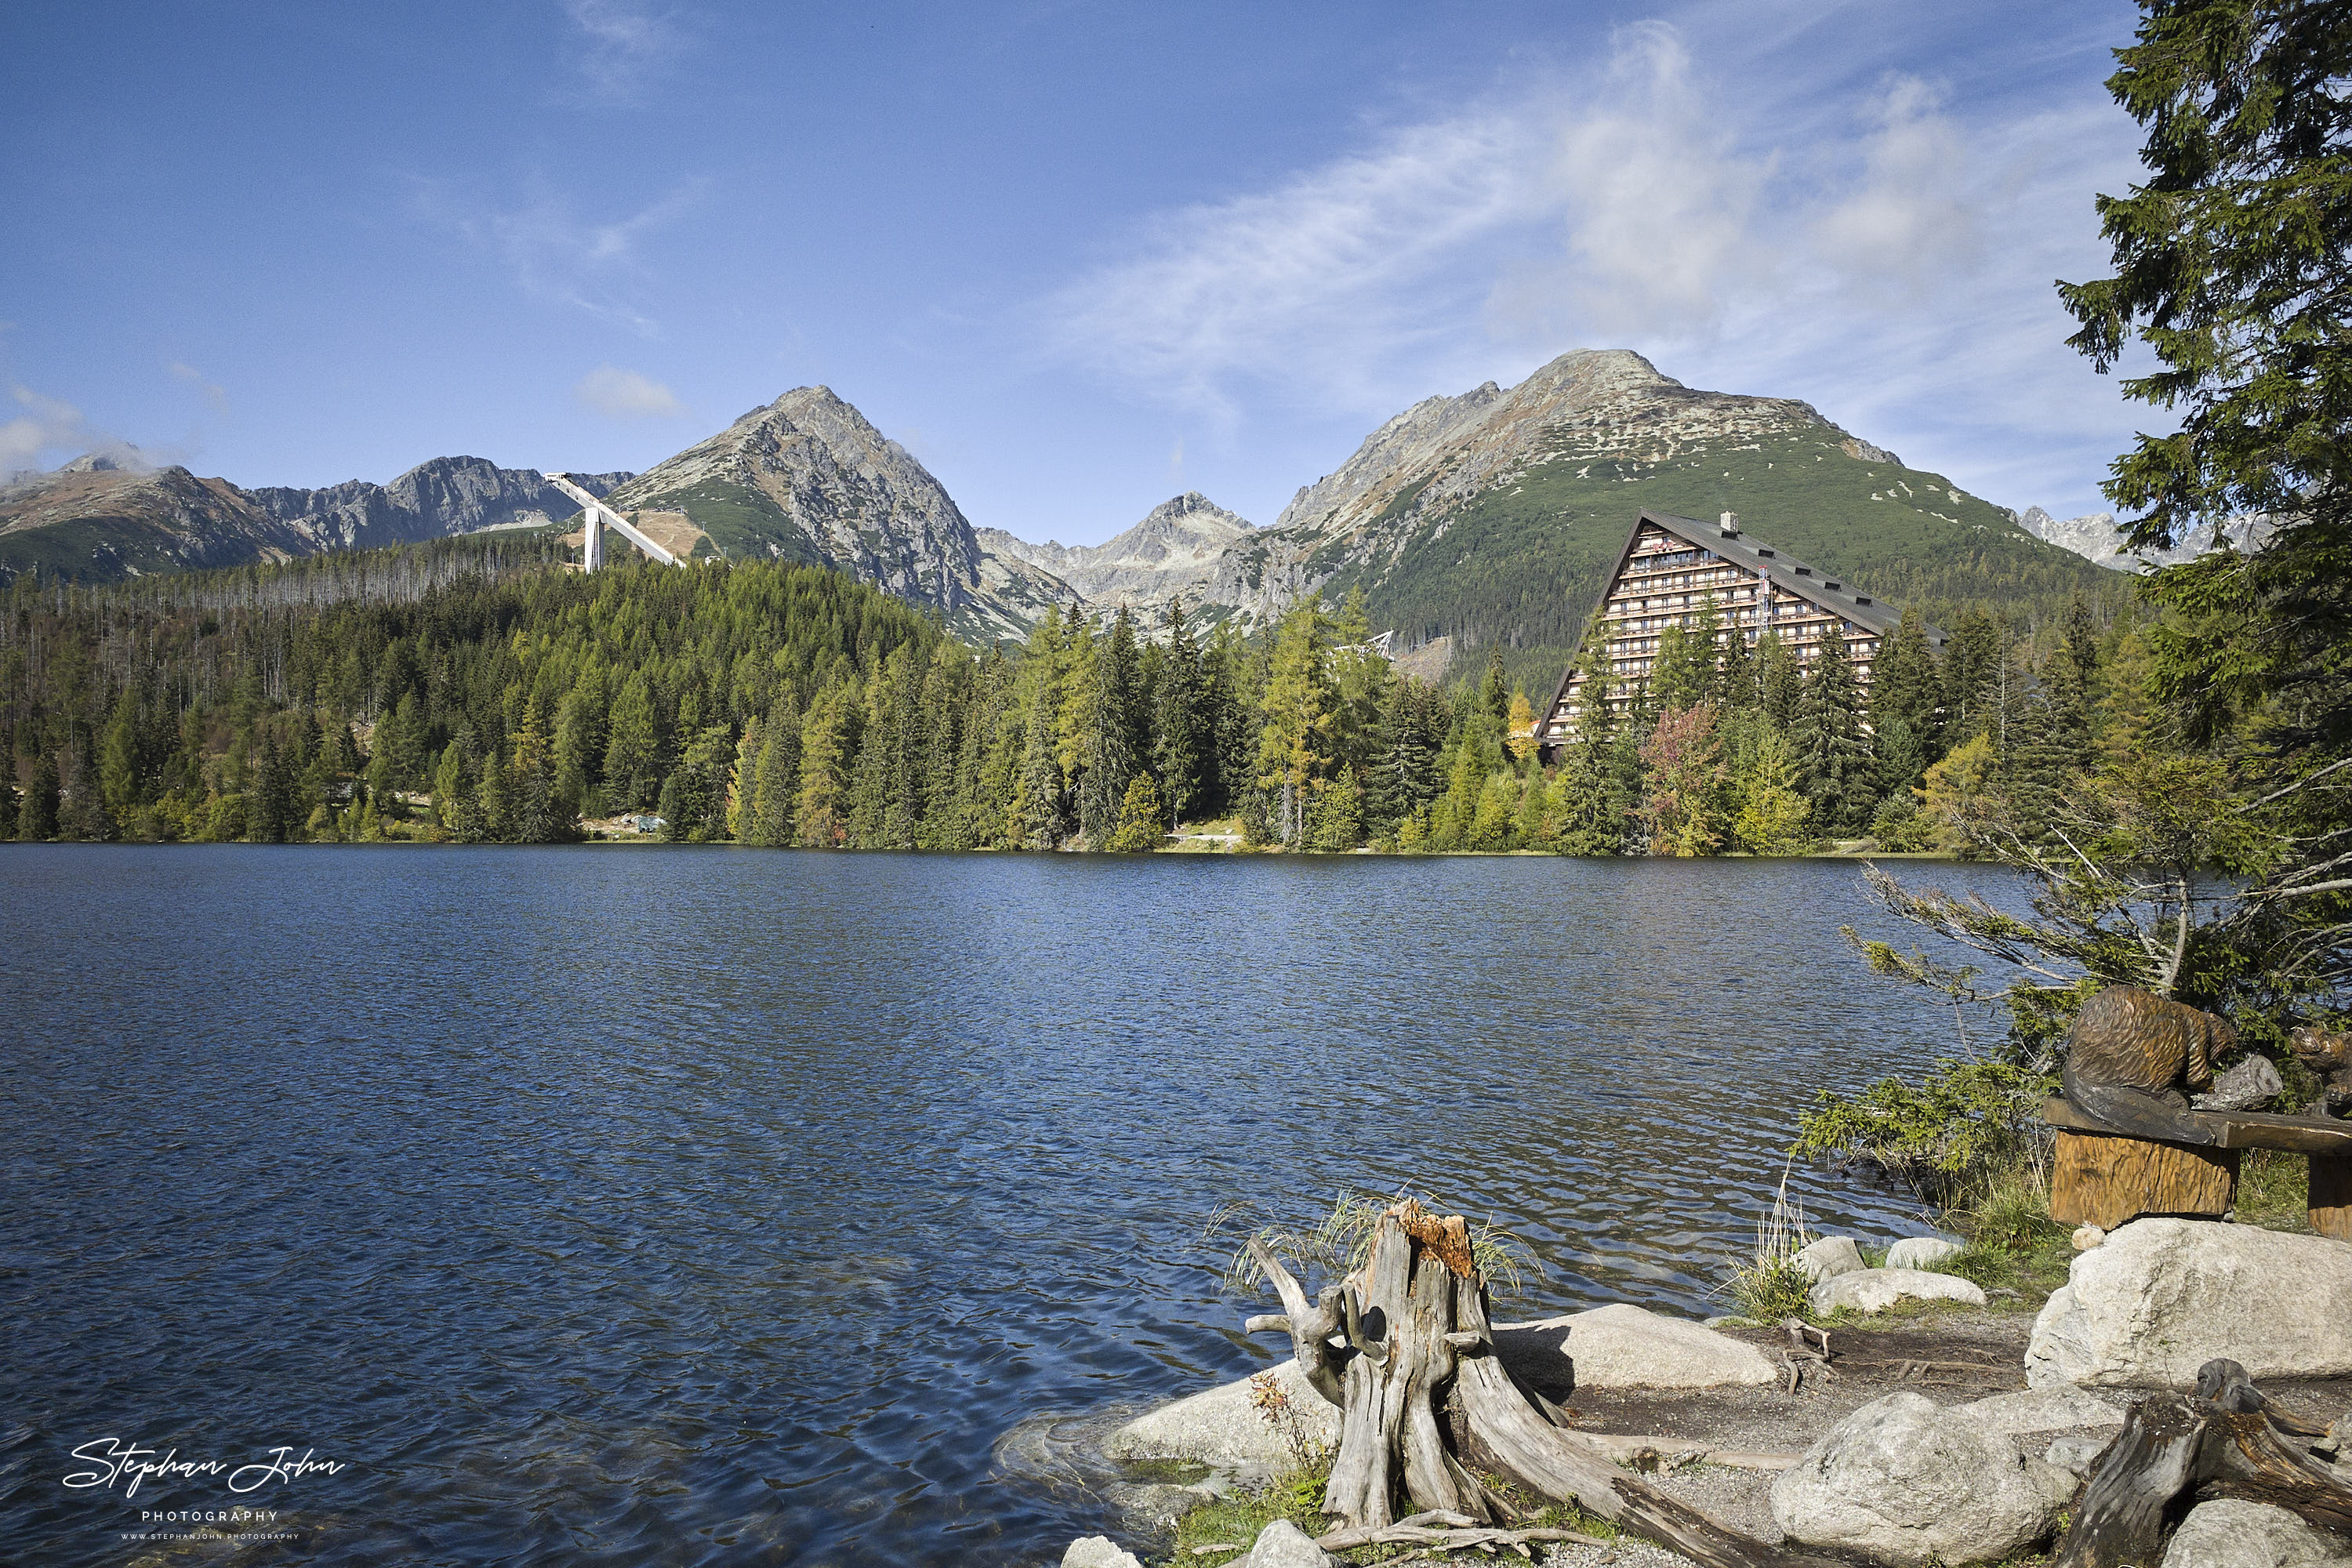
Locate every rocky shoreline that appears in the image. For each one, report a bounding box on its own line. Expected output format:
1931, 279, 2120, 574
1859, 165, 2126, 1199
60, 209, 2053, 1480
1049, 1217, 2352, 1568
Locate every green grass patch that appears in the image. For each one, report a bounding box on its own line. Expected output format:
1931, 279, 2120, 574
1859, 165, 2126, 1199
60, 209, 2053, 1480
2236, 1148, 2313, 1233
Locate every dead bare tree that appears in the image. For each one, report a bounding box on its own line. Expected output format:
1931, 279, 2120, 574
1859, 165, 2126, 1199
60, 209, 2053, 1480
1240, 1198, 1846, 1568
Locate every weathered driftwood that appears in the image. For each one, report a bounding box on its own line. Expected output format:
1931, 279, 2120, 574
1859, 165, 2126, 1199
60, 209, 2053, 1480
1247, 1201, 1848, 1568
2054, 1359, 2352, 1568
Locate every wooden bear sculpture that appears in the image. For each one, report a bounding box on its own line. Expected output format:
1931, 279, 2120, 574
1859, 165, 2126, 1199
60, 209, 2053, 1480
2289, 1025, 2352, 1119
2061, 985, 2235, 1145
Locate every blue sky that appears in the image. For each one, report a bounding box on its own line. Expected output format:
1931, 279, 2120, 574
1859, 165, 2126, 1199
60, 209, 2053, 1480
4, 0, 2153, 545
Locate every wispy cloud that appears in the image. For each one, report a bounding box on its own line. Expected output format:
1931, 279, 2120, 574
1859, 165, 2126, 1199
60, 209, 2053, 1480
575, 364, 684, 419
1040, 107, 1554, 422
410, 175, 706, 336
166, 359, 230, 415
2, 385, 86, 478
1035, 15, 2147, 517
560, 0, 689, 102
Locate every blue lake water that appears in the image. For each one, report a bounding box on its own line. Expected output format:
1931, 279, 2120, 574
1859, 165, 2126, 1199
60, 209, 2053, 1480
0, 846, 2019, 1566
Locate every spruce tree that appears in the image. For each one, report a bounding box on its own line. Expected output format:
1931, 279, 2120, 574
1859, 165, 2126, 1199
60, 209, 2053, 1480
1153, 597, 1208, 826
1869, 605, 1944, 771
744, 697, 800, 848
1794, 627, 1877, 836
1077, 608, 1141, 845
1716, 618, 1755, 711
1479, 642, 1509, 725
1757, 631, 1802, 732
19, 755, 58, 841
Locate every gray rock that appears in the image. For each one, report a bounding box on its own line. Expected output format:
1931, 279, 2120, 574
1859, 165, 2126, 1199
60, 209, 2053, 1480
1106, 1357, 1339, 1469
1810, 1267, 1987, 1316
1955, 1385, 2125, 1436
1062, 1537, 1143, 1568
2161, 1498, 2352, 1567
1769, 1392, 2076, 1565
2194, 1055, 2286, 1113
2043, 1434, 2109, 1477
1886, 1236, 1962, 1270
1795, 1236, 1866, 1283
2026, 1218, 2352, 1388
1497, 1303, 1778, 1390
1102, 1480, 1218, 1529
2074, 1224, 2108, 1250
1237, 1519, 1337, 1568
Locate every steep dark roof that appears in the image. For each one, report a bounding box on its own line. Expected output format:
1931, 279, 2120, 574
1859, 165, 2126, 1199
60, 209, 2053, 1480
1536, 510, 1944, 743
1620, 510, 1944, 642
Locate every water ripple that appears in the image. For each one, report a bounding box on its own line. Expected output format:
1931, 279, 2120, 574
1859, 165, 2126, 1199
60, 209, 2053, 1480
0, 846, 2017, 1566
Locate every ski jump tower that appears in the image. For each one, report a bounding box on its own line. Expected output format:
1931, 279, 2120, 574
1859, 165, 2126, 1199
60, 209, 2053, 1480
545, 473, 685, 572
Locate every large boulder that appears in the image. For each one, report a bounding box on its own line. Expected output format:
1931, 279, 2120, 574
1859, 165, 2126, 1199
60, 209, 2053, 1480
1493, 1304, 1779, 1391
1062, 1538, 1144, 1568
1953, 1385, 2125, 1436
1886, 1236, 1962, 1270
1105, 1357, 1338, 1468
1795, 1236, 1866, 1283
2161, 1498, 2352, 1567
1236, 1519, 1336, 1568
1769, 1392, 2076, 1566
1811, 1267, 1987, 1315
2026, 1218, 2352, 1388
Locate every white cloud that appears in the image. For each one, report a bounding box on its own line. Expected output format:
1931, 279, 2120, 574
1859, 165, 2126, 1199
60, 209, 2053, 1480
1035, 13, 2149, 520
575, 365, 684, 419
411, 175, 705, 335
166, 359, 230, 415
561, 0, 688, 102
1038, 107, 1555, 421
1, 385, 87, 479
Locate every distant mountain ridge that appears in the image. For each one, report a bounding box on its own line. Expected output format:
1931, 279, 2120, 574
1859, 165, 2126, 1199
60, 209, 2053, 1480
4, 353, 2134, 677
597, 387, 1074, 641
976, 492, 1256, 612
2011, 504, 2276, 572
0, 454, 630, 583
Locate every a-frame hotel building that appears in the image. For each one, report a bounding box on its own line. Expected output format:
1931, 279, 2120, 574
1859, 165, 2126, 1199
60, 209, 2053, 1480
1534, 509, 1944, 754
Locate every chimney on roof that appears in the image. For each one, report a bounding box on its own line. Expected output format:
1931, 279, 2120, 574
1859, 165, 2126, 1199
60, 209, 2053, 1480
1719, 511, 1740, 536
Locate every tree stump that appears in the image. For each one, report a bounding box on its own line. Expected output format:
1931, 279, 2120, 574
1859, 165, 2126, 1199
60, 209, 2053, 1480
2053, 1359, 2352, 1568
2310, 1156, 2352, 1242
2051, 1128, 2240, 1229
1246, 1200, 1848, 1568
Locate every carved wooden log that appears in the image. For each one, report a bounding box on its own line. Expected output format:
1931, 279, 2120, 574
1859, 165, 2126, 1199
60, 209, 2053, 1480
2054, 1359, 2352, 1568
2310, 1155, 2352, 1243
2050, 1128, 2240, 1229
1246, 1201, 1849, 1568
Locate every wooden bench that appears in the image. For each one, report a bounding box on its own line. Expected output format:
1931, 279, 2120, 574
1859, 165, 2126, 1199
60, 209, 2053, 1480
2043, 1096, 2352, 1240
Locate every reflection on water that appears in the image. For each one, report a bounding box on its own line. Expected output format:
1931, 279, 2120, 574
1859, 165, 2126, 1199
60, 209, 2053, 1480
0, 846, 2016, 1566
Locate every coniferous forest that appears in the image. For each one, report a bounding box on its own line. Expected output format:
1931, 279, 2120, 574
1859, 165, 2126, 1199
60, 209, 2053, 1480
0, 527, 2163, 858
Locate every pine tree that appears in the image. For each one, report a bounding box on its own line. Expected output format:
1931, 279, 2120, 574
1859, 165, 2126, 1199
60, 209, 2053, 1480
1758, 631, 1802, 732
1106, 772, 1166, 851
1869, 605, 1943, 771
1794, 626, 1877, 836
19, 755, 59, 841
1077, 608, 1141, 846
1943, 608, 2005, 743
506, 693, 568, 842
797, 684, 859, 848
1153, 596, 1208, 826
1479, 643, 1509, 726
603, 673, 662, 809
746, 695, 802, 848
1257, 597, 1335, 847
1717, 616, 1756, 711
